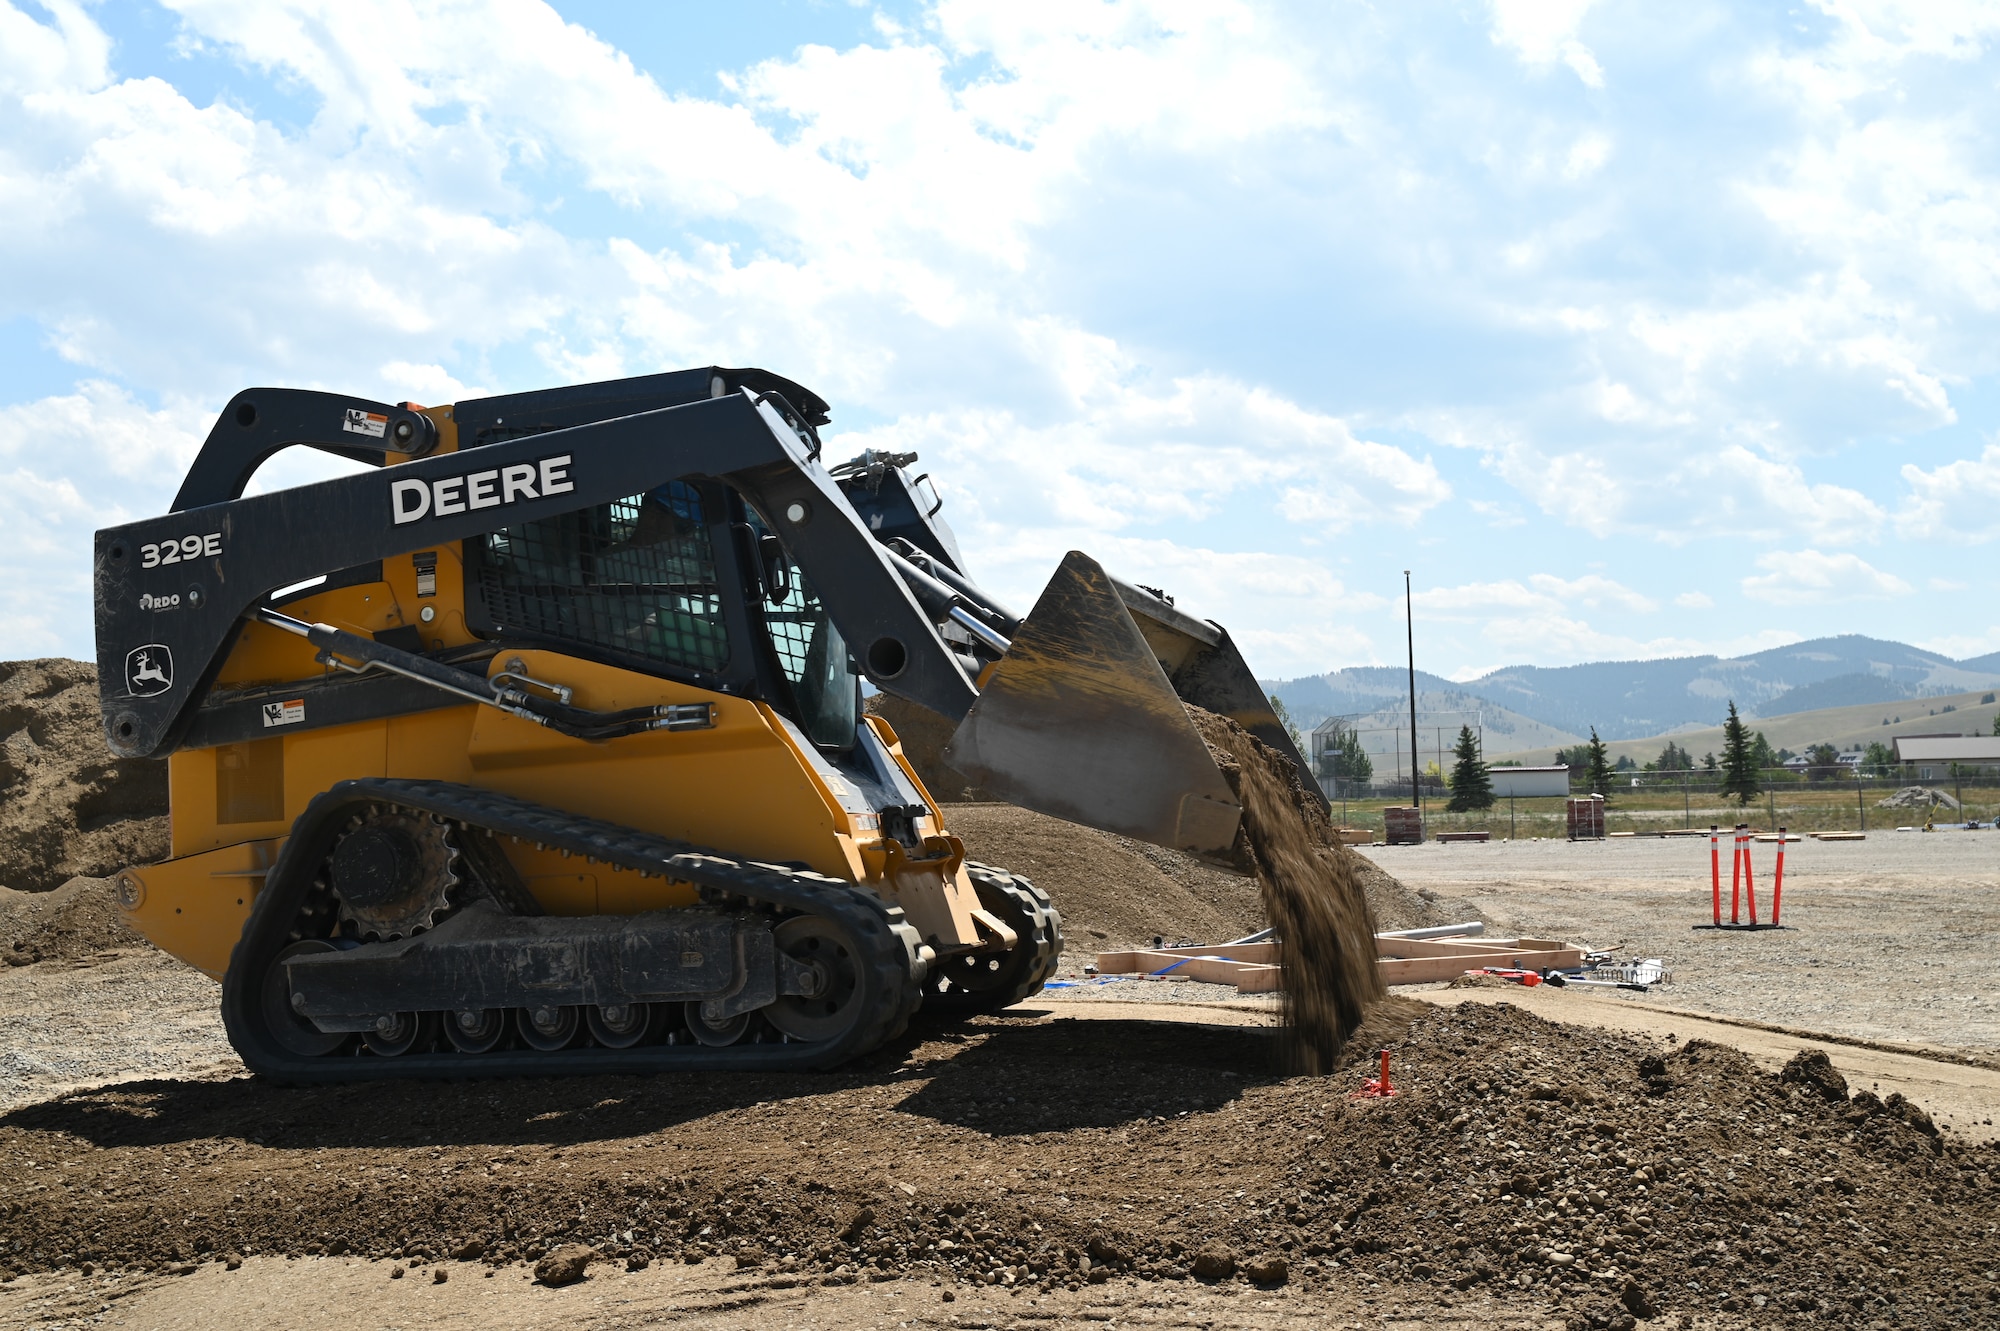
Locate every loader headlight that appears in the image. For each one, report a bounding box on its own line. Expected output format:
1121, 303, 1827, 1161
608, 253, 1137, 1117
115, 874, 145, 910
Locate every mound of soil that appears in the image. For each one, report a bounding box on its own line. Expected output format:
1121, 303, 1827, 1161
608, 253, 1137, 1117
868, 694, 976, 800
2, 1001, 1993, 1328
946, 804, 1263, 947
1, 877, 137, 966
0, 659, 168, 894
1877, 786, 1960, 811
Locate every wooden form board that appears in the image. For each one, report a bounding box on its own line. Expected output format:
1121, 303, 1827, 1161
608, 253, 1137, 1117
1093, 935, 1587, 993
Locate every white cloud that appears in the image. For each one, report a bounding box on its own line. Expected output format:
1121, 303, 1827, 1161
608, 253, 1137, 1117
1410, 572, 1688, 663
1898, 443, 2000, 542
1740, 549, 1914, 605
1919, 626, 2000, 660
1488, 0, 1605, 87
1673, 590, 1714, 609
0, 381, 209, 655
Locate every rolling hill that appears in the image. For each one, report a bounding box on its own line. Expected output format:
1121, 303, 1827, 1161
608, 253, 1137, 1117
1485, 687, 2000, 770
1265, 635, 2000, 745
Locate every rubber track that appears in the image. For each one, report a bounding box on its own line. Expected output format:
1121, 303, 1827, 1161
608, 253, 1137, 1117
219, 778, 928, 1083
922, 861, 1064, 1013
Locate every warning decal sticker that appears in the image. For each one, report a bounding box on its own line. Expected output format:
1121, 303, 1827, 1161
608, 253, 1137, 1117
261, 698, 305, 728
343, 409, 389, 438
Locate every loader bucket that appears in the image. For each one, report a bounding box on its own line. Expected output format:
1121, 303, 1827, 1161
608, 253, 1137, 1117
942, 551, 1321, 862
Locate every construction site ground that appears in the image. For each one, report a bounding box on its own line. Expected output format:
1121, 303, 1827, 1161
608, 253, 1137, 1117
1350, 832, 2000, 1052
4, 816, 1999, 1327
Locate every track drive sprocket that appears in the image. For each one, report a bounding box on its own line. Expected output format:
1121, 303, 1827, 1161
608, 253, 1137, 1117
327, 805, 461, 940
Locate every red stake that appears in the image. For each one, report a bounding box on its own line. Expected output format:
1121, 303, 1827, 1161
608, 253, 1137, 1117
1745, 831, 1759, 925
1772, 826, 1787, 926
1354, 1048, 1398, 1099
1709, 824, 1721, 926
1730, 826, 1743, 923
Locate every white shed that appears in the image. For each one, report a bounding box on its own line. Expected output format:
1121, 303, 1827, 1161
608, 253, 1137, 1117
1488, 765, 1571, 798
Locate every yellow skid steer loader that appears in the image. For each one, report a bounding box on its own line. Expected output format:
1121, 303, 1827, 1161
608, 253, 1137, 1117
93, 369, 1315, 1079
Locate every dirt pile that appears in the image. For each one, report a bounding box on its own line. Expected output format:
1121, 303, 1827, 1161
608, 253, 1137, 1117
0, 659, 168, 893
2, 1002, 1994, 1327
1191, 708, 1384, 1074
1, 876, 137, 966
946, 804, 1263, 947
1877, 786, 1960, 810
868, 694, 975, 800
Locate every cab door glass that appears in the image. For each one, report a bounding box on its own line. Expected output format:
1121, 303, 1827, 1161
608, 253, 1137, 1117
746, 511, 858, 750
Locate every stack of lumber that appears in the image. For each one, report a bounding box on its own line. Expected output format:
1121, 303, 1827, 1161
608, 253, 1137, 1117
1093, 932, 1587, 994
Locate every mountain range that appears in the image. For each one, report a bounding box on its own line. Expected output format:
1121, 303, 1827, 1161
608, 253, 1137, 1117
1265, 635, 2000, 747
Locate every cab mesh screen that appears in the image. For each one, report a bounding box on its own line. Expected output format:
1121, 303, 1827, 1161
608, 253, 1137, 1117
472, 482, 730, 673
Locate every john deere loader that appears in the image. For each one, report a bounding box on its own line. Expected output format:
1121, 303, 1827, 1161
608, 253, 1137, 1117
93, 368, 1313, 1080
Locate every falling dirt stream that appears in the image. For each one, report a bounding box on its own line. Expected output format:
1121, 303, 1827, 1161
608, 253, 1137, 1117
1187, 707, 1385, 1074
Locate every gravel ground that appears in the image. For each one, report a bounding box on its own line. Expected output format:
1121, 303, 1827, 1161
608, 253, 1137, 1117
1356, 831, 2000, 1051
0, 951, 237, 1113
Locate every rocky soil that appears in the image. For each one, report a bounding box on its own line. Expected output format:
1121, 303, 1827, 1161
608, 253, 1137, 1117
2, 1000, 1996, 1328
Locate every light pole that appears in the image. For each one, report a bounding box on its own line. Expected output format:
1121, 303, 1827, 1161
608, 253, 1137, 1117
1405, 571, 1420, 816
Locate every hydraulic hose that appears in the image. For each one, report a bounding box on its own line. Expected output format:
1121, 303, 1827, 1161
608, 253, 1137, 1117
250, 607, 713, 740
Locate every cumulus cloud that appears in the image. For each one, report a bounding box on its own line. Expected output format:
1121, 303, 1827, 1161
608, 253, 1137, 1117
1488, 0, 1605, 87
0, 382, 209, 654
1740, 549, 1914, 605
1898, 443, 2000, 542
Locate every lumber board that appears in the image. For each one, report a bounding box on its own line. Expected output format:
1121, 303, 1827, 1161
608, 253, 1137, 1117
1373, 936, 1562, 959
1378, 946, 1585, 985
1095, 937, 1586, 992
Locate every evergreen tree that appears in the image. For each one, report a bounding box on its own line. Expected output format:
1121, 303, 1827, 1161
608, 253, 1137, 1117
1315, 720, 1374, 795
1445, 724, 1494, 812
1554, 744, 1587, 786
1749, 731, 1777, 770
1268, 696, 1304, 752
1862, 740, 1895, 773
1702, 751, 1719, 772
1584, 728, 1613, 797
1653, 740, 1693, 772
1720, 701, 1760, 805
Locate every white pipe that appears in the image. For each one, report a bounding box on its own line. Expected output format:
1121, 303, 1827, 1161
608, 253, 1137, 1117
1376, 921, 1485, 940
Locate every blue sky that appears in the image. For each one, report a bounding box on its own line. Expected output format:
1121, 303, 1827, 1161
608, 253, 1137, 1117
4, 0, 1999, 680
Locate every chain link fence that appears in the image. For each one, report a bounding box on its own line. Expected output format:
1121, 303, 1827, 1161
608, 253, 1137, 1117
1319, 765, 1999, 839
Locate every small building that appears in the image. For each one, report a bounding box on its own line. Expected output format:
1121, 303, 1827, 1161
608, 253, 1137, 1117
1891, 734, 2000, 780
1488, 765, 1571, 798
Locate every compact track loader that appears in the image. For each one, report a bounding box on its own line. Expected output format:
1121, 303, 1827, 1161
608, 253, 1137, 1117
94, 368, 1315, 1080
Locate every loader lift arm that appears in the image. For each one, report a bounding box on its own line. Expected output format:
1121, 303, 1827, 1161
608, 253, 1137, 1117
96, 389, 978, 761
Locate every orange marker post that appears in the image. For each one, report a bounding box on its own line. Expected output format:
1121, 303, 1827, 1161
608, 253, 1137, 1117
1744, 831, 1759, 925
1730, 825, 1744, 923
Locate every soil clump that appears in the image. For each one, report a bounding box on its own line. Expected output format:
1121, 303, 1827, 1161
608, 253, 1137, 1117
1, 1002, 1994, 1326
0, 659, 168, 894
1190, 707, 1384, 1073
